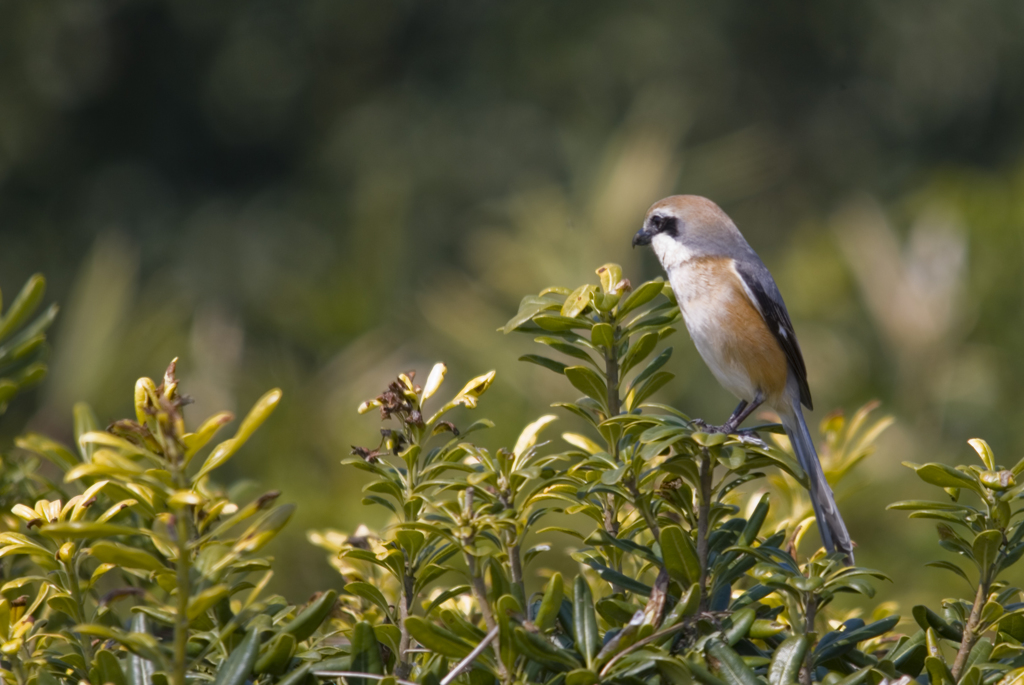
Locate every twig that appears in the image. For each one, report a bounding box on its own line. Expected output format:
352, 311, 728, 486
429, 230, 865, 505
800, 595, 818, 685
697, 448, 713, 612
440, 626, 501, 685
395, 556, 415, 679
951, 581, 989, 680
604, 339, 621, 419
314, 672, 419, 685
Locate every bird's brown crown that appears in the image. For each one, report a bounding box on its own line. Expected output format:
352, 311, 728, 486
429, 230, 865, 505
641, 195, 746, 259
645, 195, 738, 238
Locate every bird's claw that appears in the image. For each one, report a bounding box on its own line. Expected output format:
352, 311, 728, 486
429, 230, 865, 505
690, 418, 714, 432
690, 418, 737, 435
690, 418, 766, 447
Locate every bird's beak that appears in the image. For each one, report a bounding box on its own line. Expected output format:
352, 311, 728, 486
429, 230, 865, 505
632, 226, 653, 248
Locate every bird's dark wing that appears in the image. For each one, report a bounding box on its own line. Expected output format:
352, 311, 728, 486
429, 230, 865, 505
733, 259, 813, 410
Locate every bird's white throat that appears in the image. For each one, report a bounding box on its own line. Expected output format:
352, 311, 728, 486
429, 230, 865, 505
651, 233, 695, 269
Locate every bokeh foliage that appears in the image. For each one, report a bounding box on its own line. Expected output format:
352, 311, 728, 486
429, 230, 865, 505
1, 0, 1024, 610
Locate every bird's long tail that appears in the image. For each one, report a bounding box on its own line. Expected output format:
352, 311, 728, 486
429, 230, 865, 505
780, 401, 854, 564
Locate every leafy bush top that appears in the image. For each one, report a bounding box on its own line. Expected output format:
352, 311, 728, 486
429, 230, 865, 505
0, 268, 1021, 685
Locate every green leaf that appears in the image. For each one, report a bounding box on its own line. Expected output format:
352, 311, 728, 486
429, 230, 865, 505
282, 589, 338, 641
722, 607, 757, 646
591, 323, 615, 350
93, 648, 128, 685
834, 666, 872, 685
565, 669, 601, 685
254, 632, 297, 676
706, 639, 760, 685
536, 336, 600, 366
520, 354, 568, 375
90, 541, 165, 573
973, 530, 1003, 573
349, 621, 384, 685
912, 605, 963, 642
562, 284, 597, 318
995, 667, 1024, 685
590, 529, 661, 565
621, 333, 658, 376
535, 572, 564, 631
661, 525, 700, 587
535, 315, 593, 332
574, 576, 600, 669
212, 626, 261, 685
404, 616, 474, 659
424, 585, 470, 618
47, 593, 79, 620
661, 583, 701, 630
40, 522, 142, 540
126, 614, 155, 685
688, 660, 728, 685
960, 666, 982, 685
503, 294, 564, 333
618, 280, 665, 316
980, 599, 1004, 626
748, 619, 786, 639
924, 656, 954, 685
737, 494, 770, 547
596, 264, 623, 293
580, 559, 653, 596
629, 371, 675, 408
197, 388, 282, 480
768, 635, 808, 685
813, 616, 900, 664
345, 582, 394, 621
184, 411, 234, 462
15, 433, 79, 471
968, 439, 995, 470
564, 366, 608, 407
0, 274, 46, 342
904, 462, 980, 492
887, 500, 976, 512
187, 584, 230, 621
513, 627, 581, 671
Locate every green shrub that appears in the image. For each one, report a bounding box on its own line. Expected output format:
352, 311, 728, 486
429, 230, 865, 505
1, 267, 1023, 685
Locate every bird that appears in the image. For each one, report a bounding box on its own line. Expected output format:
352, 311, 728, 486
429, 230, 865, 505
632, 194, 854, 563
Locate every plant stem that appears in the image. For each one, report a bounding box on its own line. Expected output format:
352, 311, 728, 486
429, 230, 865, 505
601, 497, 624, 594
697, 449, 713, 612
508, 538, 525, 606
461, 488, 509, 683
800, 594, 818, 685
173, 506, 191, 685
170, 440, 192, 685
627, 478, 661, 541
395, 555, 415, 680
952, 580, 989, 680
63, 554, 93, 665
605, 352, 620, 418
464, 553, 509, 682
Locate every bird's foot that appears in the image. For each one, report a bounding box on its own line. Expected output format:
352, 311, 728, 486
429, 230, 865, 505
690, 419, 766, 446
691, 418, 737, 435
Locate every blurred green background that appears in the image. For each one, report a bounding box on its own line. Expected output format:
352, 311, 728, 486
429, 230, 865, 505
2, 1, 1024, 610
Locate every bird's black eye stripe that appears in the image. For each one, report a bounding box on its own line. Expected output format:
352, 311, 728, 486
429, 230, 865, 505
654, 215, 678, 236
648, 214, 680, 237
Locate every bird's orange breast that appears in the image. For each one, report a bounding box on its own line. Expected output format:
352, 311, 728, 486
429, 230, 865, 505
673, 257, 789, 406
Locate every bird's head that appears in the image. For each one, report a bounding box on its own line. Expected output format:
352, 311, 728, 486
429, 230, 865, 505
633, 195, 745, 266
